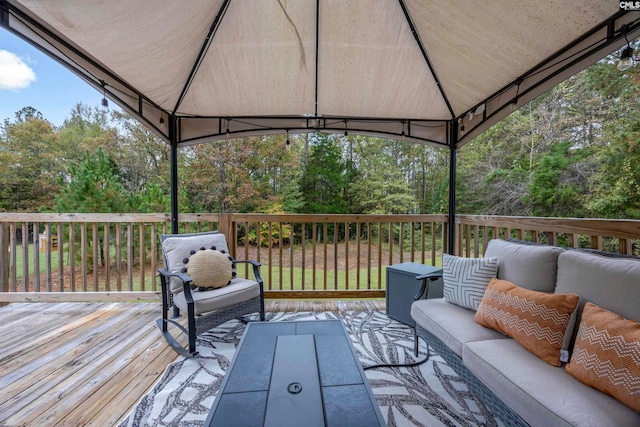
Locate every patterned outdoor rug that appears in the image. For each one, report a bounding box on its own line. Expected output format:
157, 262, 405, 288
119, 311, 503, 427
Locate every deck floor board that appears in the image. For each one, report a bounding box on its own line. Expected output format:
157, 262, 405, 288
0, 299, 385, 426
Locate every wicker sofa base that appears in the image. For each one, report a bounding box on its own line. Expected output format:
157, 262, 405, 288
416, 325, 529, 427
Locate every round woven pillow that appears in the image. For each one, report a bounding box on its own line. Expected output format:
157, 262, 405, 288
182, 247, 233, 289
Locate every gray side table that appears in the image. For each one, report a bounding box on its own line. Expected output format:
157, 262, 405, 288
386, 262, 443, 326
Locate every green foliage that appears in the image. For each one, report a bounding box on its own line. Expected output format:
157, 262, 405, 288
525, 143, 591, 217
0, 109, 63, 211
54, 148, 129, 213
2, 48, 639, 221
300, 134, 352, 214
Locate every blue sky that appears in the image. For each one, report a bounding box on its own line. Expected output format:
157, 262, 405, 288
0, 27, 106, 127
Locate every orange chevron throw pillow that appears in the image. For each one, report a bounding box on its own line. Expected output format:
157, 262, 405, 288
566, 303, 640, 412
475, 278, 579, 366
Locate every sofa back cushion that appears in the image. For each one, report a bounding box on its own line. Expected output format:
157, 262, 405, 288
556, 250, 640, 323
484, 239, 563, 292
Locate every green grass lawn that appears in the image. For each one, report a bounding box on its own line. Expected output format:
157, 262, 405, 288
13, 243, 63, 279
12, 242, 442, 293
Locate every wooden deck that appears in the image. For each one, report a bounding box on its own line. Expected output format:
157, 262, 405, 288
0, 299, 385, 426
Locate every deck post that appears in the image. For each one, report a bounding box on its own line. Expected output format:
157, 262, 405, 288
0, 222, 7, 304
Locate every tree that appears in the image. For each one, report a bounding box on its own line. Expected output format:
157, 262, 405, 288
300, 134, 351, 214
54, 148, 129, 213
525, 142, 591, 217
0, 108, 63, 211
349, 137, 417, 214
181, 135, 302, 213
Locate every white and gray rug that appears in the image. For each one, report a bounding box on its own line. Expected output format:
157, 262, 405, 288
120, 311, 502, 427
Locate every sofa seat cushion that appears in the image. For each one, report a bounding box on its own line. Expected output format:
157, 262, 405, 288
411, 298, 508, 357
484, 239, 563, 292
173, 277, 260, 316
463, 339, 640, 427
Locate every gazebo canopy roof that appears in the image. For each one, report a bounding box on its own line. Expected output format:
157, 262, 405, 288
1, 0, 638, 148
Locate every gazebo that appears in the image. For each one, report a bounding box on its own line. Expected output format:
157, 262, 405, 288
1, 0, 639, 247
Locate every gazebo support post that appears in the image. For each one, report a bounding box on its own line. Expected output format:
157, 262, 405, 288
168, 113, 181, 318
169, 114, 179, 235
448, 121, 457, 255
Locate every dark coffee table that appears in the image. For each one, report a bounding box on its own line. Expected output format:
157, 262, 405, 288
204, 320, 386, 427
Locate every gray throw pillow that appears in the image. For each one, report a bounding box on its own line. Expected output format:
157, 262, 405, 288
443, 253, 498, 311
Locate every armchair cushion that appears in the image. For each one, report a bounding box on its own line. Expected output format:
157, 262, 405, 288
161, 231, 228, 293
172, 277, 261, 316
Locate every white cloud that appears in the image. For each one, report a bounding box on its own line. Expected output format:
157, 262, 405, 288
0, 50, 36, 90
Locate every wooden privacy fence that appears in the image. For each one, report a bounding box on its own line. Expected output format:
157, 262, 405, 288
0, 213, 448, 301
0, 213, 638, 302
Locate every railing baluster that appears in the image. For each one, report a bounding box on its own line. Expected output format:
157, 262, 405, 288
151, 223, 157, 292
289, 222, 294, 290
139, 222, 145, 291
80, 222, 87, 292
58, 222, 64, 292
399, 221, 404, 263
0, 223, 7, 293
9, 223, 16, 292
333, 222, 338, 290
105, 222, 112, 291
279, 222, 283, 291
301, 221, 306, 290
44, 222, 52, 292
21, 222, 28, 292
323, 223, 328, 291
33, 222, 40, 292
92, 222, 99, 291
312, 222, 317, 290
69, 222, 75, 292
367, 222, 372, 289
388, 221, 393, 267
377, 222, 382, 289
356, 222, 361, 290
345, 221, 349, 290
127, 222, 134, 291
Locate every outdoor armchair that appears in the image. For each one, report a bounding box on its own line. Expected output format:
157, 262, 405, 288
157, 231, 265, 356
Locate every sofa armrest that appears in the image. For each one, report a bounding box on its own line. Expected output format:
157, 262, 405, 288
414, 271, 444, 300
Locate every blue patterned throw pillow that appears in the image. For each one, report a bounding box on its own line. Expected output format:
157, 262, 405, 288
442, 253, 498, 311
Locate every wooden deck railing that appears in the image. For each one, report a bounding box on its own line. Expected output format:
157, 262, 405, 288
0, 213, 638, 302
454, 215, 640, 258
0, 213, 448, 301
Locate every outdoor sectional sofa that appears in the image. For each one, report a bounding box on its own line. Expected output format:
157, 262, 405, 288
411, 239, 640, 427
